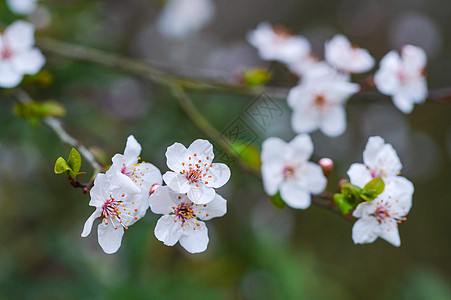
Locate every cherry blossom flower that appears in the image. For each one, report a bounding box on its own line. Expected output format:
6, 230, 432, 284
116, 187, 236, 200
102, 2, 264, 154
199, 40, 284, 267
157, 0, 215, 39
0, 21, 45, 88
7, 0, 37, 15
374, 45, 428, 114
347, 136, 413, 194
107, 135, 162, 218
261, 134, 327, 209
149, 186, 227, 253
81, 173, 142, 254
287, 63, 360, 137
352, 182, 413, 247
163, 139, 230, 204
247, 22, 311, 65
324, 34, 375, 74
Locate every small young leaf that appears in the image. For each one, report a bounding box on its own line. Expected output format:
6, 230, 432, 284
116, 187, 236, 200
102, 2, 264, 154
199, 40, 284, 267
54, 157, 72, 174
67, 148, 82, 176
361, 177, 385, 201
333, 193, 353, 215
242, 68, 271, 87
270, 192, 286, 209
231, 141, 261, 171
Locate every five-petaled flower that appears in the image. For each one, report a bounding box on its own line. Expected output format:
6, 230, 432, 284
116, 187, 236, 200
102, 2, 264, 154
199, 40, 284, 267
247, 22, 311, 65
347, 136, 414, 195
287, 63, 360, 137
374, 45, 428, 114
325, 34, 375, 74
261, 134, 327, 209
149, 186, 227, 253
352, 182, 413, 247
81, 173, 143, 254
107, 135, 162, 218
0, 21, 45, 88
163, 139, 231, 204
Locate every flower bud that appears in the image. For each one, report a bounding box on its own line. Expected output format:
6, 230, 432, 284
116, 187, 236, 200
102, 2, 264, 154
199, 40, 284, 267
338, 179, 349, 190
149, 184, 160, 196
319, 158, 334, 178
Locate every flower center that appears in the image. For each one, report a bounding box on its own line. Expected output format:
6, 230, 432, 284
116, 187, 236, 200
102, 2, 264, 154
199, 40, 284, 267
101, 195, 138, 230
186, 169, 202, 183
283, 165, 296, 179
375, 205, 390, 221
1, 44, 13, 60
272, 24, 292, 40
175, 202, 195, 221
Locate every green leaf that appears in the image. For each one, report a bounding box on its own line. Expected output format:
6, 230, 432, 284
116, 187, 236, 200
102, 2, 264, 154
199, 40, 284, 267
54, 157, 72, 174
361, 177, 385, 201
333, 193, 353, 215
341, 184, 361, 206
270, 192, 286, 209
67, 148, 82, 176
40, 100, 66, 118
230, 141, 261, 171
242, 68, 271, 87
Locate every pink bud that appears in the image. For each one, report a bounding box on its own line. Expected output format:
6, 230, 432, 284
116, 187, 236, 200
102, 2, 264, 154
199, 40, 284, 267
319, 158, 334, 177
149, 184, 160, 196
338, 179, 349, 190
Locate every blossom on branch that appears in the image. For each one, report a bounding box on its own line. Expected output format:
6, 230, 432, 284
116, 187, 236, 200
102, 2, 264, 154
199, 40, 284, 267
149, 186, 227, 253
81, 173, 143, 254
374, 45, 428, 114
261, 134, 327, 209
325, 34, 375, 74
247, 22, 311, 65
107, 135, 162, 218
287, 63, 360, 137
0, 21, 45, 88
163, 139, 230, 204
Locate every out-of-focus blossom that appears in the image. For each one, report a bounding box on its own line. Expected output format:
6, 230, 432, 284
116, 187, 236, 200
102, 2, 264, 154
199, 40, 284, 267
7, 0, 37, 15
149, 186, 227, 253
163, 139, 230, 204
325, 34, 375, 73
157, 0, 215, 39
287, 54, 320, 77
261, 134, 327, 209
374, 45, 427, 114
107, 135, 162, 218
347, 136, 414, 195
247, 22, 311, 65
352, 182, 413, 247
287, 63, 360, 137
81, 173, 143, 254
0, 21, 45, 88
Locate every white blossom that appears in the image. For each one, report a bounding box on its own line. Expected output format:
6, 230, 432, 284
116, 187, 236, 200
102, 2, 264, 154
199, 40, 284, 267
157, 0, 215, 39
81, 173, 143, 254
325, 34, 375, 74
247, 22, 311, 65
149, 186, 227, 253
107, 135, 162, 218
163, 139, 230, 204
352, 182, 413, 247
287, 63, 360, 137
0, 21, 45, 88
374, 45, 428, 114
7, 0, 37, 15
261, 134, 327, 209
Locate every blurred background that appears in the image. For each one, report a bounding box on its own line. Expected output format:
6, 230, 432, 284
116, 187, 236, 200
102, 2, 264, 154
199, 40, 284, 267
1, 0, 451, 299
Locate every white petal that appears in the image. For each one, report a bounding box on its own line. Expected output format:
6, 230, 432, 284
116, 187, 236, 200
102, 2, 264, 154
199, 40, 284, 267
319, 105, 347, 137
165, 142, 189, 172
179, 221, 209, 253
149, 186, 176, 215
0, 61, 23, 88
205, 163, 230, 188
363, 136, 385, 167
97, 223, 124, 254
261, 137, 287, 163
392, 93, 415, 114
89, 173, 110, 206
5, 20, 35, 50
187, 139, 214, 160
110, 173, 141, 200
7, 0, 37, 15
379, 222, 401, 247
135, 162, 163, 191
374, 51, 401, 95
353, 200, 377, 218
261, 160, 284, 196
123, 135, 141, 163
291, 108, 319, 134
373, 143, 402, 177
11, 48, 45, 75
81, 208, 101, 237
297, 162, 327, 194
154, 215, 183, 246
163, 171, 190, 193
187, 183, 216, 204
402, 45, 427, 71
280, 181, 311, 209
288, 134, 314, 161
347, 163, 372, 188
352, 217, 380, 245
197, 193, 227, 221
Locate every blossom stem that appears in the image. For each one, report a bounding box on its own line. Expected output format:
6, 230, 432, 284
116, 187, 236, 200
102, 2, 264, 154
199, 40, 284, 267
13, 89, 104, 177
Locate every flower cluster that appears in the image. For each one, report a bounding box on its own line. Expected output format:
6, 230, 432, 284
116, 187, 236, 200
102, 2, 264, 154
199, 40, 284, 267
0, 21, 45, 88
248, 23, 428, 137
348, 136, 414, 246
82, 137, 230, 254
